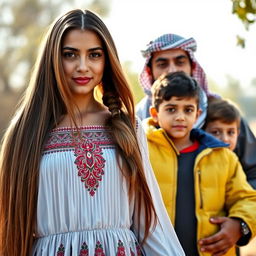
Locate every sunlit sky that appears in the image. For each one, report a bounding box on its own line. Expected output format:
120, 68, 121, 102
73, 0, 256, 95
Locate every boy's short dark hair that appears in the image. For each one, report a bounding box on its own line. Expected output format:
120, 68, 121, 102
204, 98, 241, 128
151, 71, 200, 111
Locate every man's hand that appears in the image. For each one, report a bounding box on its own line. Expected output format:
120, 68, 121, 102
198, 217, 241, 256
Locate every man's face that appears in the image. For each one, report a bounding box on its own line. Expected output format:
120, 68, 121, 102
151, 49, 192, 81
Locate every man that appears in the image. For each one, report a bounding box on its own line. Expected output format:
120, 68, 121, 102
136, 33, 256, 189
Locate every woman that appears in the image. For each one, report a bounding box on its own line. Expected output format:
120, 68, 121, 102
0, 9, 184, 256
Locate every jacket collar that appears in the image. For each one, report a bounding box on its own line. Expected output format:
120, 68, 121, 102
190, 128, 229, 149
143, 118, 228, 151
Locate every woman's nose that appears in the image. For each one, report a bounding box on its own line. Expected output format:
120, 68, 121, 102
77, 58, 89, 72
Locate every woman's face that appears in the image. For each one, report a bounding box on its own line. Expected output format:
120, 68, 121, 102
61, 29, 105, 99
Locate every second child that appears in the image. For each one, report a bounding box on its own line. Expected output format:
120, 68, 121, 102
203, 98, 241, 151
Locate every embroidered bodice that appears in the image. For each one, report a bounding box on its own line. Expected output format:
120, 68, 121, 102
32, 124, 185, 256
44, 126, 112, 197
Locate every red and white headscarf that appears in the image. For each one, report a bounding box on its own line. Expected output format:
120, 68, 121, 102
140, 33, 210, 97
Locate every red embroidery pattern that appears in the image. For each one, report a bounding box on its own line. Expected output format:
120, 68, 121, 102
116, 240, 126, 256
130, 248, 135, 256
74, 140, 106, 196
130, 242, 142, 256
56, 243, 65, 256
136, 242, 142, 256
94, 241, 105, 256
43, 127, 114, 154
79, 242, 89, 256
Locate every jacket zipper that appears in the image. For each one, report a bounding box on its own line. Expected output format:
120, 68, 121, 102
198, 170, 203, 209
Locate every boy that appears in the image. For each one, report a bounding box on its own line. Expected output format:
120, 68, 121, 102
203, 98, 241, 151
143, 71, 256, 256
203, 98, 256, 256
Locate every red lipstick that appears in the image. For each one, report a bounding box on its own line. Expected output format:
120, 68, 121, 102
73, 77, 91, 85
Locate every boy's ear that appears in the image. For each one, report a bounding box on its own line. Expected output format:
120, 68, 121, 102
195, 108, 202, 121
150, 106, 159, 123
237, 127, 241, 136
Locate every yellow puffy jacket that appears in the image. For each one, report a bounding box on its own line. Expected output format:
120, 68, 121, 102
143, 118, 256, 256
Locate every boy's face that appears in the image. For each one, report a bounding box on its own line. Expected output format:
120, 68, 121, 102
150, 96, 201, 145
205, 120, 239, 151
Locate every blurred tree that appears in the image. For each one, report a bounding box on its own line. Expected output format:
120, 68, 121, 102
122, 61, 144, 104
222, 75, 243, 101
231, 0, 256, 47
251, 77, 256, 88
88, 0, 111, 16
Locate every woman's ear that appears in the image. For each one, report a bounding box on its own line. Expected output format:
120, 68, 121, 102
150, 106, 159, 123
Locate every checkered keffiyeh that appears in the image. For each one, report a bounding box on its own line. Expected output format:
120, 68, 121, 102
139, 33, 210, 97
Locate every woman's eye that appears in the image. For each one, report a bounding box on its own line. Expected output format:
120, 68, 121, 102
63, 52, 76, 58
90, 52, 102, 58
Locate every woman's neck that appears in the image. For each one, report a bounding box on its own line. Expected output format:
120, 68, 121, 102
58, 97, 110, 128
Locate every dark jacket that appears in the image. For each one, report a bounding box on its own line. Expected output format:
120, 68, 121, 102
235, 118, 256, 189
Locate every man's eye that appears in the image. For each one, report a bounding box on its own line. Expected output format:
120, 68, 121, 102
157, 62, 168, 68
177, 60, 186, 66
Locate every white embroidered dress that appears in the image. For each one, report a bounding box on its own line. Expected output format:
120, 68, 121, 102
32, 120, 184, 256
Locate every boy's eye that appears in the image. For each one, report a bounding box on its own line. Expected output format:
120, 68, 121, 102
185, 108, 194, 113
210, 130, 221, 136
166, 107, 175, 113
228, 130, 236, 136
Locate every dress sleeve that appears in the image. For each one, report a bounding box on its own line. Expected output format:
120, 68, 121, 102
132, 118, 185, 256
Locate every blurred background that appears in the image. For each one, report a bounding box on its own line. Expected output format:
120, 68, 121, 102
1, 0, 256, 138
0, 0, 256, 254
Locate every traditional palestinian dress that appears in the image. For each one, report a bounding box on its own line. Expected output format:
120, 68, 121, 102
32, 120, 185, 256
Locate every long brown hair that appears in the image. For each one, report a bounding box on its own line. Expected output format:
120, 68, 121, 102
0, 9, 156, 256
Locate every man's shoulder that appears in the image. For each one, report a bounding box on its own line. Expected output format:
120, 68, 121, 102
135, 96, 151, 120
